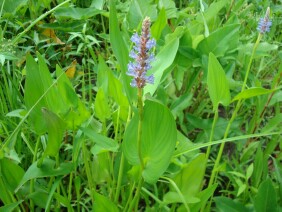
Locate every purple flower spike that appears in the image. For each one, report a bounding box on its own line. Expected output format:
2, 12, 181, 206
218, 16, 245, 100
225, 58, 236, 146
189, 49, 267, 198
257, 7, 272, 34
127, 17, 156, 88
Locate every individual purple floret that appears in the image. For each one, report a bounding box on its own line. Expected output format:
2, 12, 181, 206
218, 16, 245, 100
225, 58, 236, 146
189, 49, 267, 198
257, 7, 272, 34
127, 17, 156, 88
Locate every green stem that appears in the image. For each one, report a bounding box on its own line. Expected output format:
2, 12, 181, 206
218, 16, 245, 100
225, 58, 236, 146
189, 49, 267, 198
128, 178, 143, 211
137, 88, 144, 170
114, 153, 124, 203
206, 110, 219, 160
123, 181, 136, 211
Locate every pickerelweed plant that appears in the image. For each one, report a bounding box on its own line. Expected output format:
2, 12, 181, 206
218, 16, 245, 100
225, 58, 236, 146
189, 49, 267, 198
125, 16, 156, 210
127, 16, 155, 169
203, 7, 273, 210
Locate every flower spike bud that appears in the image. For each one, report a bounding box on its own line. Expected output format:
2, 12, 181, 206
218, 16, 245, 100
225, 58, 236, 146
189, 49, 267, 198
126, 17, 156, 88
257, 7, 272, 34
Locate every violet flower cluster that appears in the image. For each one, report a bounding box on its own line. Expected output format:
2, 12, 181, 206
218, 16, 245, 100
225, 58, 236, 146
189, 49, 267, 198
257, 7, 272, 34
127, 17, 156, 88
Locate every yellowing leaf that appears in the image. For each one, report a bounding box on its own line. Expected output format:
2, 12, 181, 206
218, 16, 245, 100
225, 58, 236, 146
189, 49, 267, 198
65, 60, 77, 79
41, 28, 65, 45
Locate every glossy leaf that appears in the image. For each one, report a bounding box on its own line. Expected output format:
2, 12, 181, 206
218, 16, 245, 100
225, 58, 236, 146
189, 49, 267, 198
123, 100, 177, 184
24, 54, 50, 134
15, 158, 73, 192
207, 52, 231, 110
254, 179, 277, 212
197, 24, 240, 57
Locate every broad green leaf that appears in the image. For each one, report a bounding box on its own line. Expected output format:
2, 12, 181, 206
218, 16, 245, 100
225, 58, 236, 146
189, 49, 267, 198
107, 69, 129, 107
93, 192, 119, 212
42, 108, 66, 157
254, 179, 277, 212
232, 87, 279, 102
174, 131, 197, 157
151, 8, 167, 40
55, 65, 90, 128
37, 53, 64, 113
197, 24, 240, 57
0, 158, 24, 192
127, 0, 157, 29
123, 100, 177, 184
207, 52, 231, 110
109, 0, 135, 102
81, 127, 119, 153
94, 88, 111, 122
24, 54, 49, 134
157, 0, 177, 19
15, 158, 73, 192
173, 154, 206, 197
197, 0, 228, 23
54, 7, 102, 20
144, 33, 180, 96
214, 197, 249, 212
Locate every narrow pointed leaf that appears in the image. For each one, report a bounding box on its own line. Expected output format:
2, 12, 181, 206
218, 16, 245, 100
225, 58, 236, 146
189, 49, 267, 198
232, 87, 280, 102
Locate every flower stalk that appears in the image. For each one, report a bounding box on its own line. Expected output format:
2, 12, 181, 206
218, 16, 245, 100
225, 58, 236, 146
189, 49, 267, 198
126, 16, 156, 169
125, 16, 156, 210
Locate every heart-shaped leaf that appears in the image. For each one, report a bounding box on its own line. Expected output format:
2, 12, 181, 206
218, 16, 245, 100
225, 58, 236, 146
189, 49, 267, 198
123, 100, 177, 184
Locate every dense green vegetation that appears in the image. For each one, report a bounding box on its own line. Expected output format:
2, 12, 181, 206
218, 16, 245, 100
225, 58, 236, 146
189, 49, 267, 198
0, 0, 281, 211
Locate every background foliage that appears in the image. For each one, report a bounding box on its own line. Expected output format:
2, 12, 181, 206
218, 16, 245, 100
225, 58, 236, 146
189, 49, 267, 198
0, 0, 281, 211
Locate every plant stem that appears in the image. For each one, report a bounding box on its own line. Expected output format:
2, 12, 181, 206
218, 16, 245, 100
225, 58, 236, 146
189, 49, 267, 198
137, 88, 144, 170
206, 110, 219, 160
128, 178, 143, 211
